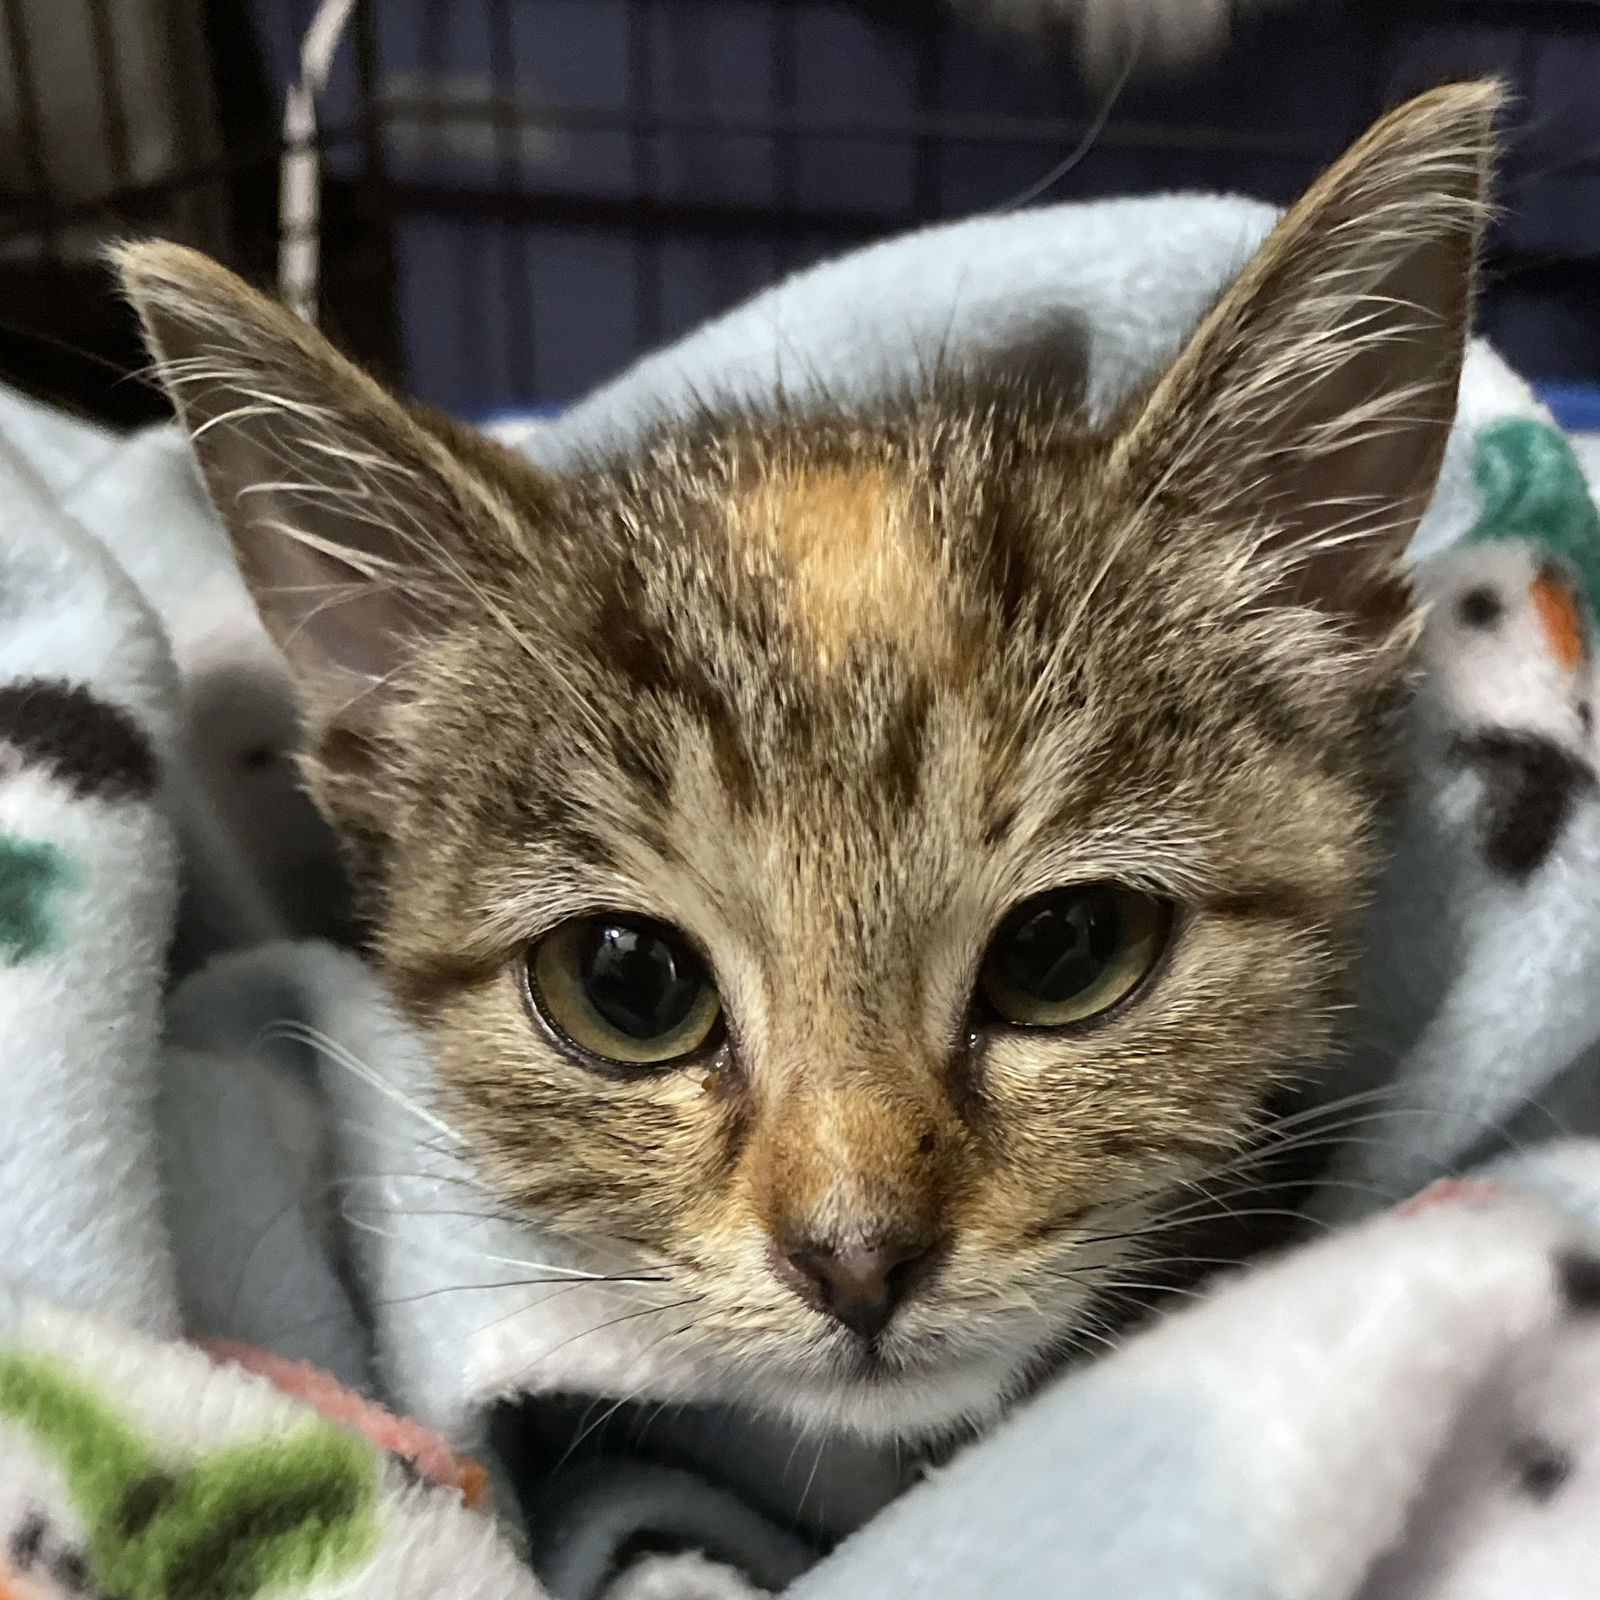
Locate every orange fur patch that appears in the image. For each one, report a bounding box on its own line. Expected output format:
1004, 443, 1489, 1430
737, 467, 951, 669
1531, 571, 1585, 673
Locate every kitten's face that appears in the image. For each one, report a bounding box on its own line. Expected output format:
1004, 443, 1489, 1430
371, 408, 1377, 1433
120, 81, 1498, 1438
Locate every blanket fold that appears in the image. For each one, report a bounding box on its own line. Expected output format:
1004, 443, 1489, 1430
787, 1152, 1600, 1600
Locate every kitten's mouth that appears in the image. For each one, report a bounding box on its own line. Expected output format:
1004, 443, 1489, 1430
783, 1301, 1060, 1400
836, 1324, 962, 1380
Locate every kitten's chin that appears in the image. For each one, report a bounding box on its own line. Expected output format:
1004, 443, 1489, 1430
736, 1334, 1048, 1443
691, 1281, 1107, 1443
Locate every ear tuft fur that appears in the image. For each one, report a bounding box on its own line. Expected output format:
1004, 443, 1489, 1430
114, 239, 547, 841
1114, 80, 1503, 640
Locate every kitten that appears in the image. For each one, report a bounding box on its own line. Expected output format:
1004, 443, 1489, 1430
119, 82, 1495, 1444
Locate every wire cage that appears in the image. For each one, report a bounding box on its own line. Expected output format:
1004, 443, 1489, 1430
5, 0, 1600, 428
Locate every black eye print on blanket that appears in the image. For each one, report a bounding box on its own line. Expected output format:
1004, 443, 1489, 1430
1510, 1438, 1573, 1502
1556, 1250, 1600, 1313
8, 1509, 98, 1598
1448, 732, 1596, 881
0, 680, 156, 803
10, 1509, 46, 1568
50, 1545, 92, 1592
1455, 586, 1504, 629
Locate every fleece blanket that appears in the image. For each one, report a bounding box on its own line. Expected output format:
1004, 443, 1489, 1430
5, 192, 1600, 1599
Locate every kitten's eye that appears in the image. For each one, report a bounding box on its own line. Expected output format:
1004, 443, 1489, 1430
525, 915, 722, 1067
979, 884, 1171, 1029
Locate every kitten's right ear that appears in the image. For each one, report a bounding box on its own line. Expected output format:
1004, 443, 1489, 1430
1111, 80, 1500, 643
114, 242, 536, 763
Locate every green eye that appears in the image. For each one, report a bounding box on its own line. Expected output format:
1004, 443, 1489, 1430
526, 915, 723, 1068
979, 884, 1171, 1028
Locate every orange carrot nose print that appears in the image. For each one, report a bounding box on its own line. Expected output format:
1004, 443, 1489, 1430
1531, 569, 1587, 674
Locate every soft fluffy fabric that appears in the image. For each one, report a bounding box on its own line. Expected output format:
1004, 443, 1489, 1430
5, 192, 1600, 1598
0, 423, 541, 1598
0, 423, 181, 1337
788, 1149, 1600, 1600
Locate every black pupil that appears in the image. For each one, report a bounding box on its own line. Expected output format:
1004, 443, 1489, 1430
579, 921, 703, 1040
992, 887, 1121, 1003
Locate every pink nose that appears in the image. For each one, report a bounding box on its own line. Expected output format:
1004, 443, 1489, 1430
779, 1238, 937, 1341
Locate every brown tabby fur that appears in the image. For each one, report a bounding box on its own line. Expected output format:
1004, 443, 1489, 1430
118, 82, 1498, 1436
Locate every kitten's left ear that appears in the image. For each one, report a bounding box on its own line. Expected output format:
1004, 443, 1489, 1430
1113, 80, 1502, 638
113, 241, 543, 789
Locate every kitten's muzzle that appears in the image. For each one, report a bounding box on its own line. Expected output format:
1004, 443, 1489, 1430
773, 1235, 940, 1342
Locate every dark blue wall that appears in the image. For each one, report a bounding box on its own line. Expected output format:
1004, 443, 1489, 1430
249, 0, 1600, 415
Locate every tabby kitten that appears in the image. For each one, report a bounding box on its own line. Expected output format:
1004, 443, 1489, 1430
119, 83, 1495, 1441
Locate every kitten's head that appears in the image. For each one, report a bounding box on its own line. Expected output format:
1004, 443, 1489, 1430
121, 83, 1496, 1438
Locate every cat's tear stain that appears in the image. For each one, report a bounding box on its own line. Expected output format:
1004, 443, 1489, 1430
737, 466, 958, 676
704, 1056, 757, 1181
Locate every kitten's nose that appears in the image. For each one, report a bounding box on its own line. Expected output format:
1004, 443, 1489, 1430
781, 1238, 936, 1341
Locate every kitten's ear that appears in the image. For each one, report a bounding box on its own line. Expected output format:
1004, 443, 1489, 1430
113, 242, 534, 750
1113, 81, 1501, 638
